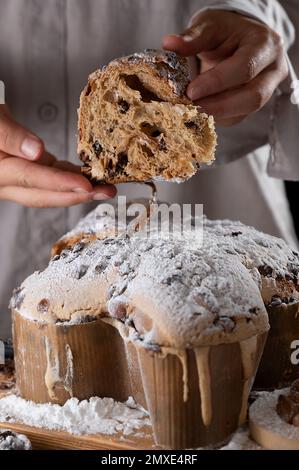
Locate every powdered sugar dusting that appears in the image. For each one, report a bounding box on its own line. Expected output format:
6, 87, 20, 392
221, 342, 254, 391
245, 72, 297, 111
0, 395, 150, 437
0, 429, 31, 450
11, 208, 299, 348
250, 389, 299, 442
220, 427, 262, 450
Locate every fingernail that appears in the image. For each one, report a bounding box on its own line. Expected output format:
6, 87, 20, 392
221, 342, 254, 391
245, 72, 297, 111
92, 193, 113, 201
187, 87, 202, 101
72, 188, 90, 193
21, 136, 42, 160
181, 35, 194, 42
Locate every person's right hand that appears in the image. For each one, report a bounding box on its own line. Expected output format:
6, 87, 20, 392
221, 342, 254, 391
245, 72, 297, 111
0, 105, 116, 207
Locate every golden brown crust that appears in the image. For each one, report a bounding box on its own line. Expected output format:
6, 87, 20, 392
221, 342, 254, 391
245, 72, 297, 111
77, 50, 217, 183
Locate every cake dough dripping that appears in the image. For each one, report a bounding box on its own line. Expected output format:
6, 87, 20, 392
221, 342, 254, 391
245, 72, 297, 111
44, 338, 74, 400
158, 347, 189, 402
239, 336, 257, 425
127, 181, 158, 236
145, 181, 157, 206
195, 347, 212, 427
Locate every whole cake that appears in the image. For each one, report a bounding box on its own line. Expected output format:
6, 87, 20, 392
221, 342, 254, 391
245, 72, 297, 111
10, 206, 299, 448
77, 50, 216, 183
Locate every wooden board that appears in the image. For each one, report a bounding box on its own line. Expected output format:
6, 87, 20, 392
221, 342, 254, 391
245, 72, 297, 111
0, 420, 156, 450
0, 383, 157, 450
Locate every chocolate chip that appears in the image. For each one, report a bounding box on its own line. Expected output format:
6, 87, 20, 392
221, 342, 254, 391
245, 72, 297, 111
161, 274, 182, 285
258, 265, 273, 277
231, 231, 242, 237
94, 261, 108, 274
117, 284, 127, 296
72, 242, 86, 253
151, 129, 161, 137
158, 137, 167, 151
60, 249, 70, 258
92, 140, 103, 156
83, 315, 97, 323
103, 238, 115, 245
118, 99, 130, 114
96, 211, 108, 219
115, 153, 128, 174
37, 298, 50, 314
184, 121, 197, 129
75, 265, 89, 279
249, 307, 260, 314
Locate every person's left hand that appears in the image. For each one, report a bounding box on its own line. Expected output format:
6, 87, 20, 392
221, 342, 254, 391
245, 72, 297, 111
163, 10, 289, 126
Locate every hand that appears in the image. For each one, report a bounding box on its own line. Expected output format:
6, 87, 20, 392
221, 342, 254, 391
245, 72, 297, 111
0, 105, 116, 207
163, 10, 289, 126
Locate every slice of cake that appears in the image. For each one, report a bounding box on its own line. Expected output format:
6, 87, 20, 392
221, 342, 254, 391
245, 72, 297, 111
78, 49, 216, 183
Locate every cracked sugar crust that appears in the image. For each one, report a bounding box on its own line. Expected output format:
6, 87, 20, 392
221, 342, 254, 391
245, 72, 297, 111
11, 210, 299, 349
77, 49, 216, 184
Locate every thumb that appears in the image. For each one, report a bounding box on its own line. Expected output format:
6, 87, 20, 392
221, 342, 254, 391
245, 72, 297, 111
163, 21, 222, 57
0, 106, 44, 160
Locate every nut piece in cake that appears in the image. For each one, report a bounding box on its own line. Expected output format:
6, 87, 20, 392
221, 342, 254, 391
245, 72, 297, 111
78, 49, 216, 183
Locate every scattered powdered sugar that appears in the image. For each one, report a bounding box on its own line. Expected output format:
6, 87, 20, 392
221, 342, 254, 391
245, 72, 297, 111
249, 389, 299, 442
220, 426, 262, 450
0, 395, 150, 437
0, 394, 263, 450
0, 429, 31, 450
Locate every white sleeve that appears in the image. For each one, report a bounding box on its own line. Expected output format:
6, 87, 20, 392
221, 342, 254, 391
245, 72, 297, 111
189, 1, 299, 181
193, 0, 295, 49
